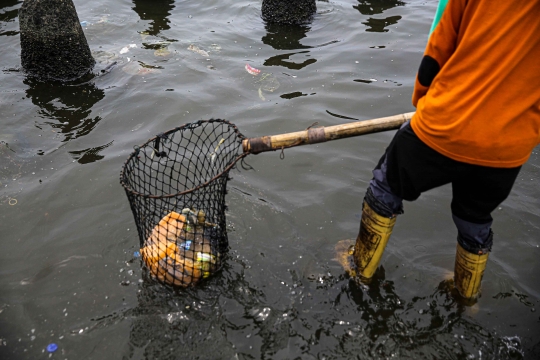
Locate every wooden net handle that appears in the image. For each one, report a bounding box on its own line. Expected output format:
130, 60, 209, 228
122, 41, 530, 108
242, 112, 415, 154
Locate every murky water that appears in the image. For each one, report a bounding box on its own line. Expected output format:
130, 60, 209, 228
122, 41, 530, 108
1, 0, 539, 359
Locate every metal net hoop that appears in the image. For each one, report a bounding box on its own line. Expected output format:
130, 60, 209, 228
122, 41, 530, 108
120, 119, 246, 287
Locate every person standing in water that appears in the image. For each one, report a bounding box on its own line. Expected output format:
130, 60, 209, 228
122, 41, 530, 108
352, 0, 540, 300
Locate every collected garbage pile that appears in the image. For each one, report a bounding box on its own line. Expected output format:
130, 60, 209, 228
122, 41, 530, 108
120, 119, 245, 287
141, 208, 220, 286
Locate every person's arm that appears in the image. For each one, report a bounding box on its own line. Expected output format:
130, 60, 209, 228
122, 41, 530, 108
412, 0, 465, 107
429, 0, 448, 35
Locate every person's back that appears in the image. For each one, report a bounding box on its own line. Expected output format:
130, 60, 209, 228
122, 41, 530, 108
412, 0, 540, 168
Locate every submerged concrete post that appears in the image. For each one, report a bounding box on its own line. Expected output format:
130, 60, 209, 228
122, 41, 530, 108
19, 0, 95, 81
262, 0, 316, 25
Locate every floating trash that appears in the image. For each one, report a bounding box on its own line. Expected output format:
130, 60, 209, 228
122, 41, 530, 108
122, 61, 162, 76
47, 343, 58, 353
119, 44, 137, 54
257, 73, 280, 92
245, 63, 260, 76
254, 72, 280, 100
187, 44, 209, 57
209, 44, 222, 53
92, 50, 118, 64
140, 31, 150, 40
154, 47, 171, 57
209, 138, 225, 165
97, 15, 109, 24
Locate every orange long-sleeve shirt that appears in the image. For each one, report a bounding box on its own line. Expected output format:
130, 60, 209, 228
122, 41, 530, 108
411, 0, 540, 168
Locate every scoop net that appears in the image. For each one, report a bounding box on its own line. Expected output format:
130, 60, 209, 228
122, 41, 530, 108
120, 119, 246, 287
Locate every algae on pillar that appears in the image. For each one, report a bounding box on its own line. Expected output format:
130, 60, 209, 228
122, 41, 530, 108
19, 0, 95, 81
262, 0, 316, 25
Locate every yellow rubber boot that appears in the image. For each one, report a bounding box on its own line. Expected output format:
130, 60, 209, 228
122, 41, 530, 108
353, 201, 396, 280
454, 243, 489, 300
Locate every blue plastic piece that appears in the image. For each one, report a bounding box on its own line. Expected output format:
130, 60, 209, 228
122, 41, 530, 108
133, 251, 140, 258
47, 343, 58, 353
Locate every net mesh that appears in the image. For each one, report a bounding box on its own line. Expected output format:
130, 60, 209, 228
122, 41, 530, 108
120, 119, 246, 287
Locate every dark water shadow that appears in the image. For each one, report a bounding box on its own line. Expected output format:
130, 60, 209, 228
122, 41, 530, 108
0, 0, 22, 36
262, 23, 317, 71
25, 76, 108, 162
69, 141, 113, 164
353, 0, 406, 15
132, 0, 175, 36
353, 0, 405, 33
363, 15, 402, 32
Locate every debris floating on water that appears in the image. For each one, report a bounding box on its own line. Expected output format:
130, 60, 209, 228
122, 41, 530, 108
46, 343, 58, 353
245, 63, 260, 76
119, 44, 137, 54
122, 62, 162, 76
154, 47, 171, 57
187, 44, 209, 57
210, 138, 225, 164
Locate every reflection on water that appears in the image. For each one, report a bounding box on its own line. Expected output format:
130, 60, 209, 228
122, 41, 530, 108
354, 0, 405, 33
363, 15, 402, 32
0, 0, 22, 27
0, 0, 21, 36
132, 0, 175, 36
25, 77, 105, 143
262, 23, 311, 50
262, 23, 317, 70
69, 141, 113, 164
354, 0, 406, 15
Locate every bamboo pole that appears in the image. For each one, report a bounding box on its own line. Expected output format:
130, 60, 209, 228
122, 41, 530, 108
242, 112, 415, 154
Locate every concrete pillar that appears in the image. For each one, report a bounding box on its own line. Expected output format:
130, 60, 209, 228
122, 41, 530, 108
262, 0, 316, 25
19, 0, 95, 81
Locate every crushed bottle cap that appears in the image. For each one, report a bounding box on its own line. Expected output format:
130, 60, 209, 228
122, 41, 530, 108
47, 343, 58, 352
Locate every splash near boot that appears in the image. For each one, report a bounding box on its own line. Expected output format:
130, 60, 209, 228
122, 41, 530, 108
334, 239, 356, 277
353, 200, 396, 280
454, 243, 489, 299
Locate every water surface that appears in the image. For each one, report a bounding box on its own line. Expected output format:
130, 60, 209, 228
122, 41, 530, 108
1, 0, 539, 359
